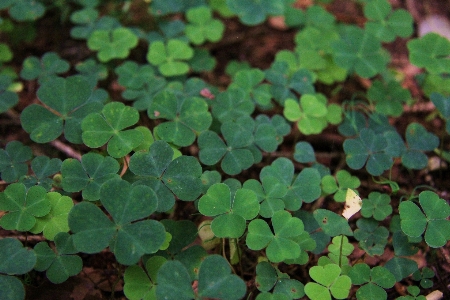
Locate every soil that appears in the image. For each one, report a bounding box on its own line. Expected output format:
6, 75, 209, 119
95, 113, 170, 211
0, 1, 449, 299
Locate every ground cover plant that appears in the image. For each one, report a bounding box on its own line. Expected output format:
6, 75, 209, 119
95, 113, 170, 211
0, 0, 449, 299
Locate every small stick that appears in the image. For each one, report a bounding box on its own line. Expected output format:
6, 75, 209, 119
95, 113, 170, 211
50, 139, 82, 160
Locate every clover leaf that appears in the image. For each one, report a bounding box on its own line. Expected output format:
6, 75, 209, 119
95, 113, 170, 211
123, 256, 167, 300
354, 218, 389, 256
367, 79, 412, 117
29, 192, 73, 240
229, 69, 272, 107
185, 6, 225, 45
20, 52, 70, 84
412, 267, 435, 289
313, 209, 353, 237
147, 39, 194, 76
21, 75, 102, 144
255, 262, 305, 298
19, 156, 61, 190
265, 61, 316, 105
157, 255, 246, 300
407, 33, 450, 74
148, 90, 212, 147
385, 257, 418, 282
68, 178, 166, 265
284, 94, 342, 135
75, 58, 108, 86
321, 170, 361, 202
70, 10, 121, 40
211, 88, 255, 122
226, 0, 285, 26
198, 183, 259, 238
431, 92, 450, 134
0, 141, 32, 183
0, 74, 18, 113
304, 264, 351, 300
293, 26, 347, 84
349, 263, 396, 300
0, 238, 36, 300
343, 128, 393, 176
246, 210, 305, 263
87, 27, 138, 62
326, 236, 354, 267
0, 183, 50, 231
399, 191, 450, 248
260, 157, 322, 210
401, 123, 439, 170
61, 152, 120, 201
81, 101, 143, 158
397, 286, 427, 300
115, 61, 167, 111
149, 0, 206, 15
129, 140, 203, 209
361, 192, 392, 221
0, 237, 36, 275
1, 0, 45, 21
294, 141, 316, 163
198, 123, 254, 175
331, 25, 390, 78
364, 0, 413, 42
34, 232, 82, 284
243, 176, 287, 218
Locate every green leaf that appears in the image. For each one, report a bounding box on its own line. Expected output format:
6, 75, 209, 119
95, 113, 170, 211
361, 192, 392, 221
0, 238, 36, 275
21, 75, 100, 143
255, 261, 277, 292
407, 33, 450, 74
305, 264, 351, 300
61, 152, 120, 201
5, 0, 45, 21
354, 218, 389, 256
81, 101, 143, 158
30, 192, 73, 240
367, 79, 412, 117
313, 209, 353, 237
343, 128, 393, 176
148, 90, 212, 146
20, 156, 62, 190
0, 275, 25, 300
247, 211, 304, 263
20, 52, 70, 83
332, 26, 389, 78
198, 255, 246, 299
198, 183, 259, 238
0, 183, 50, 231
87, 27, 139, 62
226, 0, 285, 26
364, 0, 413, 42
400, 191, 450, 247
211, 88, 255, 122
294, 141, 316, 163
147, 40, 194, 76
69, 182, 166, 266
431, 93, 450, 134
402, 123, 439, 170
385, 257, 418, 281
185, 6, 225, 44
33, 233, 82, 284
0, 141, 32, 183
156, 260, 195, 300
129, 141, 203, 205
0, 74, 18, 114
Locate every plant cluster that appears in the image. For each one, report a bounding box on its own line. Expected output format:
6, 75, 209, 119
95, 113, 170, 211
0, 0, 449, 299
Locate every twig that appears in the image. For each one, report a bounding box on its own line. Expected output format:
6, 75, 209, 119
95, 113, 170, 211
50, 139, 82, 160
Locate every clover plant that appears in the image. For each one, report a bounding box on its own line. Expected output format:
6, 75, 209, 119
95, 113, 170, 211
1, 1, 450, 299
